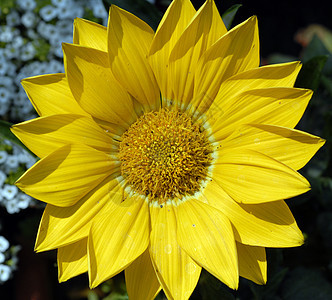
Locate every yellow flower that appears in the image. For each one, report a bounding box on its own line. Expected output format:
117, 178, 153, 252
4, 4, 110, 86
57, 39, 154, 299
12, 0, 324, 298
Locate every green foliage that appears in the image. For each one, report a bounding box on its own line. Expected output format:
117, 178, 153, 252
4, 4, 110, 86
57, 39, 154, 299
221, 4, 242, 30
0, 120, 33, 156
296, 55, 328, 91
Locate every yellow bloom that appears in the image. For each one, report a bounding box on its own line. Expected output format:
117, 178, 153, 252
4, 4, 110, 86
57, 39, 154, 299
12, 0, 324, 298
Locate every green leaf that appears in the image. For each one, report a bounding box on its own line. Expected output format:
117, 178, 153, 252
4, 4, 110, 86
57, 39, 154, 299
295, 55, 328, 91
102, 0, 162, 30
0, 120, 34, 156
301, 35, 332, 75
222, 4, 242, 30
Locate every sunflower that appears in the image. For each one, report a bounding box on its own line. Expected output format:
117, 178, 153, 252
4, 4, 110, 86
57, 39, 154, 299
12, 0, 324, 299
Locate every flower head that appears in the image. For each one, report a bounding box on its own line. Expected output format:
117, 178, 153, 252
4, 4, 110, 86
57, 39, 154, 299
12, 0, 324, 298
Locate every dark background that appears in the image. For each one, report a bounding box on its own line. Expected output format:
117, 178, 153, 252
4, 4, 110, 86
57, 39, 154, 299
184, 0, 332, 57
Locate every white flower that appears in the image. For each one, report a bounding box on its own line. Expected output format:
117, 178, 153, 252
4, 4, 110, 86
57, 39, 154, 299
17, 193, 31, 209
0, 57, 8, 76
5, 199, 20, 214
4, 61, 17, 77
0, 264, 11, 282
4, 44, 20, 60
17, 0, 37, 11
55, 19, 73, 35
57, 4, 83, 19
0, 26, 14, 43
40, 5, 58, 22
51, 0, 68, 8
0, 236, 9, 252
21, 11, 37, 28
0, 77, 14, 89
91, 0, 107, 18
6, 10, 20, 26
48, 59, 63, 73
37, 22, 57, 40
0, 151, 8, 165
0, 87, 11, 103
0, 253, 5, 264
1, 184, 18, 200
0, 170, 6, 186
21, 42, 36, 61
5, 155, 19, 169
11, 36, 24, 48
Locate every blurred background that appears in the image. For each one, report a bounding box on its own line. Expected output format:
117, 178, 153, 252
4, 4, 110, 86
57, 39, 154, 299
0, 0, 331, 299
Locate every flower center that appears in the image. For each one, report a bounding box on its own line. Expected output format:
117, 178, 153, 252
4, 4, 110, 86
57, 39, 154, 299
118, 108, 212, 204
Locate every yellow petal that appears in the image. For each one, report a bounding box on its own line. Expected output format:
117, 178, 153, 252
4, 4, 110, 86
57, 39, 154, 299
168, 0, 227, 108
11, 114, 117, 158
108, 6, 159, 111
17, 144, 118, 207
58, 238, 88, 282
73, 18, 107, 51
21, 74, 88, 117
205, 61, 302, 119
193, 16, 259, 107
149, 0, 196, 102
88, 198, 149, 288
220, 124, 325, 170
201, 180, 304, 247
35, 174, 124, 252
150, 204, 201, 300
63, 43, 138, 128
209, 87, 312, 141
176, 199, 239, 289
236, 242, 267, 285
125, 249, 161, 300
213, 149, 310, 204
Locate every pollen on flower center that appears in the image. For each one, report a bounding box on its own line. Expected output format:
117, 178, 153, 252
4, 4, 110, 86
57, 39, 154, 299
118, 108, 213, 204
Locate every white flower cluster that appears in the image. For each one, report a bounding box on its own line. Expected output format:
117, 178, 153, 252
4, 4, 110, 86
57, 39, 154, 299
0, 0, 108, 121
0, 140, 36, 214
0, 0, 109, 212
0, 233, 20, 284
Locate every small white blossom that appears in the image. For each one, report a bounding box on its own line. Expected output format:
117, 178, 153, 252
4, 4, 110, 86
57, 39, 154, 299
0, 236, 9, 252
40, 5, 58, 22
11, 36, 24, 48
17, 193, 31, 209
4, 61, 16, 77
4, 44, 20, 60
21, 42, 36, 61
0, 151, 8, 165
0, 264, 11, 282
6, 10, 20, 27
21, 11, 37, 28
0, 57, 8, 76
0, 26, 14, 43
91, 0, 107, 19
5, 199, 20, 214
0, 253, 5, 264
0, 170, 6, 186
0, 86, 11, 101
56, 19, 73, 35
51, 0, 69, 7
5, 155, 19, 169
1, 185, 18, 200
17, 0, 37, 11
